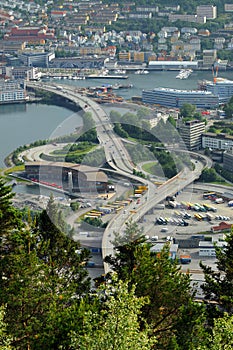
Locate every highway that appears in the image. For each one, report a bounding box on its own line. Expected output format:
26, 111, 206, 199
26, 81, 211, 274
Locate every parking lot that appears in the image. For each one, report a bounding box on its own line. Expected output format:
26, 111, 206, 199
136, 187, 233, 280
139, 188, 233, 239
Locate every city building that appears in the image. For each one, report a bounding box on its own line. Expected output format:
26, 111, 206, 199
24, 162, 109, 193
223, 149, 233, 172
196, 5, 217, 19
148, 60, 198, 70
20, 51, 55, 68
202, 132, 233, 150
0, 79, 26, 104
4, 25, 55, 44
204, 78, 233, 103
177, 120, 206, 150
199, 240, 226, 257
142, 88, 219, 109
225, 4, 233, 12
0, 40, 26, 54
202, 49, 217, 67
168, 14, 206, 24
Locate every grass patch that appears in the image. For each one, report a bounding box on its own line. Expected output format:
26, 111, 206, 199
4, 165, 25, 175
142, 161, 158, 175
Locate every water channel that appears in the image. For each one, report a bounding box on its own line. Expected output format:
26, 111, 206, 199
1, 69, 232, 170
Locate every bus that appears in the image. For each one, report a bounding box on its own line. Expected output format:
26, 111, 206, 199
206, 213, 213, 221
194, 213, 203, 221
203, 192, 216, 200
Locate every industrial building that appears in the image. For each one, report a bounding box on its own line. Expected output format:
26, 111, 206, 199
24, 162, 109, 193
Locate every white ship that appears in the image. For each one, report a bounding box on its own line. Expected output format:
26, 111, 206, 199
176, 69, 193, 79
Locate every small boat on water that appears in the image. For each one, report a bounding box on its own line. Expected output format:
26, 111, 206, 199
176, 69, 193, 79
114, 69, 127, 74
135, 69, 149, 75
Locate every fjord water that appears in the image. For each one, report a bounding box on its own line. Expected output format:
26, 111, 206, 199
1, 69, 233, 167
0, 103, 82, 167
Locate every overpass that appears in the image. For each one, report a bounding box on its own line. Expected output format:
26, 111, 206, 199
26, 81, 211, 273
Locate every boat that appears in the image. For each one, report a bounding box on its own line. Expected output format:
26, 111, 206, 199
135, 69, 149, 75
114, 69, 126, 74
176, 69, 193, 79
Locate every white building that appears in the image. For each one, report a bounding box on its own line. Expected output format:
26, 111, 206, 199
0, 80, 26, 104
199, 240, 226, 257
196, 5, 217, 19
202, 133, 233, 150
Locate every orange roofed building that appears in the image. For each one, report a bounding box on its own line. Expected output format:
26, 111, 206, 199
211, 221, 232, 233
4, 25, 55, 43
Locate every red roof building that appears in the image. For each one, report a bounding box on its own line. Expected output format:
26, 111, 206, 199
4, 26, 55, 43
211, 221, 232, 233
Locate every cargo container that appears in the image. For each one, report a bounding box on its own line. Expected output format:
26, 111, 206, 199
179, 255, 191, 264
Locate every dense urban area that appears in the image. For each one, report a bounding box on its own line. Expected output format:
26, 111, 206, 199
1, 1, 233, 349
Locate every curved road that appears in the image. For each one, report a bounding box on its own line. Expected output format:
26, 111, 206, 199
26, 82, 211, 273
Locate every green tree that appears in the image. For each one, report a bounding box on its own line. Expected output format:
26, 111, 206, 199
198, 313, 233, 350
179, 103, 196, 118
0, 178, 22, 235
70, 277, 156, 350
104, 221, 205, 349
0, 185, 91, 349
200, 228, 233, 319
0, 306, 12, 350
199, 168, 218, 183
223, 96, 233, 118
104, 219, 146, 281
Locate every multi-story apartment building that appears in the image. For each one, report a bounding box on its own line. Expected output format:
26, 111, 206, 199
196, 5, 217, 19
168, 14, 206, 24
177, 120, 206, 150
223, 149, 233, 172
202, 132, 233, 150
0, 40, 26, 54
225, 4, 233, 12
0, 80, 26, 104
118, 51, 131, 61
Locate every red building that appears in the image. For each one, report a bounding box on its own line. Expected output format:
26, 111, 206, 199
4, 25, 55, 43
211, 221, 232, 233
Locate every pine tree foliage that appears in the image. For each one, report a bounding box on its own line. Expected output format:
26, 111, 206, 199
0, 181, 91, 349
104, 220, 204, 349
0, 306, 12, 350
70, 276, 156, 350
200, 227, 233, 316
